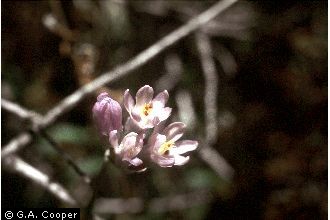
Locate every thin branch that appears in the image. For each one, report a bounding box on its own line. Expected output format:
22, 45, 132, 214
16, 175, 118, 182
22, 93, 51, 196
199, 140, 234, 182
155, 53, 183, 91
2, 0, 238, 156
42, 13, 76, 42
93, 197, 143, 214
215, 43, 238, 77
48, 0, 69, 28
93, 190, 212, 214
39, 130, 91, 184
1, 99, 42, 122
41, 0, 238, 127
1, 132, 33, 158
147, 189, 213, 213
2, 154, 78, 206
196, 32, 234, 181
172, 1, 254, 40
1, 99, 41, 156
196, 32, 218, 144
1, 99, 90, 182
175, 90, 197, 129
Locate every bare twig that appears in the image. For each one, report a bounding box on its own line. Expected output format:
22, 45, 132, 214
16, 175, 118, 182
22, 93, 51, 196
196, 32, 234, 181
2, 0, 238, 156
39, 130, 91, 183
155, 53, 183, 91
42, 13, 75, 42
93, 215, 107, 220
196, 32, 218, 144
175, 90, 197, 130
93, 189, 212, 214
48, 0, 69, 28
172, 1, 254, 40
1, 99, 91, 182
1, 99, 41, 158
215, 43, 238, 77
43, 1, 76, 43
198, 140, 234, 181
93, 197, 143, 214
2, 154, 78, 206
1, 99, 42, 122
147, 189, 213, 213
41, 0, 238, 127
1, 132, 33, 158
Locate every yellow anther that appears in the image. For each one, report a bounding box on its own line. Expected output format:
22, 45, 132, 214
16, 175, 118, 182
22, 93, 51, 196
158, 141, 174, 155
141, 103, 153, 116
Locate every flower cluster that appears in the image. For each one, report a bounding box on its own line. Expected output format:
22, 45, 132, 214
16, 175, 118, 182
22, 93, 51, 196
93, 85, 198, 170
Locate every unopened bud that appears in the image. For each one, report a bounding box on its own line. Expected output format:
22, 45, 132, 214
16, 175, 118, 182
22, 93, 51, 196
93, 92, 123, 136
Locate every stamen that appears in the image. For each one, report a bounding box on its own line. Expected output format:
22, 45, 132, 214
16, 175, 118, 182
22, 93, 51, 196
158, 141, 174, 155
141, 103, 153, 116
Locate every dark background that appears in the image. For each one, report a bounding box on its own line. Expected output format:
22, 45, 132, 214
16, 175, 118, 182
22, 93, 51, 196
2, 1, 327, 219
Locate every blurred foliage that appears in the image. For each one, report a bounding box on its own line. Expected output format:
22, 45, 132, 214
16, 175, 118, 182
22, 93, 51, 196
2, 0, 327, 220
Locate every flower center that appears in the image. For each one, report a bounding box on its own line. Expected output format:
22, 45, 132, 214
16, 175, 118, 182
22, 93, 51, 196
126, 148, 135, 158
141, 103, 153, 116
158, 140, 174, 155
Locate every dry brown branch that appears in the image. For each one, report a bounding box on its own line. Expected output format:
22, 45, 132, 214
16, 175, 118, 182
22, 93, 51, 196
2, 154, 78, 206
2, 0, 238, 157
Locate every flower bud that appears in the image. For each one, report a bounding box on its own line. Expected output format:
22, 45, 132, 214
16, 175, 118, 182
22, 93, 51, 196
93, 92, 122, 136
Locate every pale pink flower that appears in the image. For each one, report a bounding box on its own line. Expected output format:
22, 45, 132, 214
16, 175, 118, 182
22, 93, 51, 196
109, 130, 144, 167
124, 85, 172, 129
93, 92, 122, 136
149, 122, 198, 167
